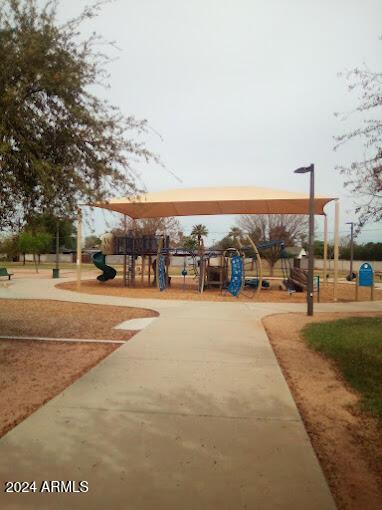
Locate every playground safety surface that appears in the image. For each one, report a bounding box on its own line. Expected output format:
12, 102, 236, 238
57, 277, 382, 303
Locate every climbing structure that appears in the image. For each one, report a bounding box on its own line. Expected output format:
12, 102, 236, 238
91, 229, 310, 299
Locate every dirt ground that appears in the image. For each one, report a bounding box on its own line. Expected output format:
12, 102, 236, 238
57, 277, 382, 303
0, 299, 158, 437
263, 312, 382, 510
0, 339, 118, 438
0, 299, 158, 341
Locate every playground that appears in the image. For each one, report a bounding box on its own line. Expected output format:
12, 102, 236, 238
66, 186, 354, 307
88, 230, 318, 298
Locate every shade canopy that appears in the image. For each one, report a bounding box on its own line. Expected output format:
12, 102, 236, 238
94, 186, 335, 219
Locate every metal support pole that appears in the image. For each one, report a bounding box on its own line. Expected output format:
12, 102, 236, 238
333, 200, 340, 302
131, 220, 136, 287
220, 254, 224, 290
198, 239, 205, 293
323, 214, 328, 283
76, 208, 82, 290
307, 165, 315, 316
131, 239, 136, 287
349, 222, 354, 278
246, 235, 262, 295
123, 215, 127, 287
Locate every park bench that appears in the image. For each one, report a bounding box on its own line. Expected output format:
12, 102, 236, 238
0, 267, 13, 280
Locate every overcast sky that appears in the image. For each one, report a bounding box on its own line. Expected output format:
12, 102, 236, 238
61, 0, 381, 244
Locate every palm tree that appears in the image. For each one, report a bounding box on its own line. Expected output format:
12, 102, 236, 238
227, 226, 243, 251
228, 226, 242, 240
191, 224, 208, 245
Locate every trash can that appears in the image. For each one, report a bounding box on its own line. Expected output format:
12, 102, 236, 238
52, 268, 60, 278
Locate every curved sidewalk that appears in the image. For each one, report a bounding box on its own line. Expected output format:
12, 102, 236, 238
1, 277, 379, 509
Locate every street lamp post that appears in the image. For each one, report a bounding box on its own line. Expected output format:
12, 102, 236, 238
294, 164, 315, 316
346, 221, 354, 280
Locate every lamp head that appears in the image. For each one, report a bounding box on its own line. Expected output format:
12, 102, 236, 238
294, 164, 313, 174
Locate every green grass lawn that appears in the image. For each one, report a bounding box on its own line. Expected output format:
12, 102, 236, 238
302, 317, 382, 423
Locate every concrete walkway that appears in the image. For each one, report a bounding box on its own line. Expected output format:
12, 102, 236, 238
1, 277, 380, 509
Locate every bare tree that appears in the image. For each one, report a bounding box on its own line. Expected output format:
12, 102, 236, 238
114, 217, 182, 245
237, 214, 309, 275
335, 57, 382, 231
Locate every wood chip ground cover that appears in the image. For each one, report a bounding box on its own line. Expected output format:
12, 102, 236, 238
56, 278, 382, 302
0, 339, 118, 438
0, 299, 158, 341
0, 299, 158, 437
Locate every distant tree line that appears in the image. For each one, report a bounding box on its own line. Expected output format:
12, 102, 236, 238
0, 213, 76, 264
314, 241, 382, 261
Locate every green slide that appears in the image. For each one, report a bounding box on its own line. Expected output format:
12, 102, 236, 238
92, 251, 117, 282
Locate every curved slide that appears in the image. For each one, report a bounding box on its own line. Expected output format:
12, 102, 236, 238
92, 251, 117, 282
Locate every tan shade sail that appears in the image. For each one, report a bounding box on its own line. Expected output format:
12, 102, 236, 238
93, 186, 335, 218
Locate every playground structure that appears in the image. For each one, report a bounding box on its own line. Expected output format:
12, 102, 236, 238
79, 185, 339, 299
91, 231, 312, 298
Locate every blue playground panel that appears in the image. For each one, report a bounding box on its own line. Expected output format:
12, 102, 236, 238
227, 256, 243, 297
158, 255, 167, 291
359, 262, 374, 287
